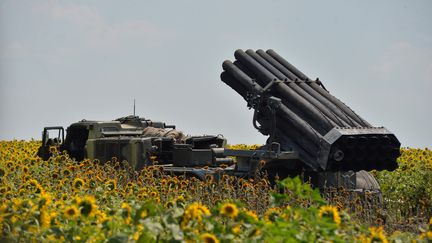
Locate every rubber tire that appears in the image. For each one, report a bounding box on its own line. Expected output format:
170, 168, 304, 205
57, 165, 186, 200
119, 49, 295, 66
355, 170, 381, 191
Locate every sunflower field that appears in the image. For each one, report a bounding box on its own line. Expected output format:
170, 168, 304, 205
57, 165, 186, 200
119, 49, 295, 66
1, 140, 431, 242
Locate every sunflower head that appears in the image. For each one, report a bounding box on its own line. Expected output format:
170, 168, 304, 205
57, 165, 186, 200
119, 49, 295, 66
21, 165, 29, 174
105, 179, 117, 191
6, 160, 14, 168
219, 203, 239, 219
62, 168, 71, 176
38, 210, 51, 228
51, 172, 59, 180
95, 211, 110, 224
318, 205, 341, 226
367, 226, 388, 243
64, 205, 79, 218
165, 201, 174, 208
49, 146, 57, 153
121, 202, 132, 215
27, 179, 44, 194
264, 207, 281, 223
175, 195, 186, 206
419, 231, 432, 241
243, 208, 258, 222
231, 224, 241, 235
0, 168, 6, 177
89, 179, 97, 189
0, 187, 7, 194
181, 202, 211, 228
78, 195, 97, 217
200, 233, 219, 243
73, 178, 85, 190
160, 179, 168, 187
38, 193, 52, 209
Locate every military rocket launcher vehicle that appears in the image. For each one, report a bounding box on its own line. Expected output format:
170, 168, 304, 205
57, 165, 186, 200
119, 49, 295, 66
37, 49, 400, 190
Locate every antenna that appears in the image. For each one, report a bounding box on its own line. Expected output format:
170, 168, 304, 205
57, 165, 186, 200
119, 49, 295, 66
133, 99, 136, 116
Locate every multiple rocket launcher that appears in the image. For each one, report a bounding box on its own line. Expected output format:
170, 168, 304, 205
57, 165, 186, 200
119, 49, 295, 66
221, 49, 400, 172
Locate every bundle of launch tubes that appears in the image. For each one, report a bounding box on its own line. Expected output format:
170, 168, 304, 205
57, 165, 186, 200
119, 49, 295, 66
221, 49, 400, 172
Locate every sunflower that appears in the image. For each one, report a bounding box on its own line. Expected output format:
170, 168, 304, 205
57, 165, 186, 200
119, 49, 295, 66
367, 226, 388, 243
124, 186, 134, 195
0, 204, 7, 215
264, 207, 281, 223
137, 192, 146, 200
64, 205, 79, 218
419, 231, 432, 241
88, 179, 97, 189
200, 233, 219, 243
38, 193, 52, 209
27, 179, 45, 194
18, 189, 26, 196
39, 210, 51, 228
28, 179, 39, 188
181, 202, 211, 227
0, 187, 7, 194
231, 224, 241, 235
160, 179, 168, 187
175, 195, 186, 206
250, 228, 261, 237
6, 160, 14, 168
60, 194, 68, 201
318, 205, 341, 226
68, 165, 77, 172
62, 168, 71, 176
165, 201, 174, 208
243, 209, 258, 222
0, 215, 4, 231
53, 201, 63, 209
220, 203, 239, 219
150, 191, 158, 198
3, 191, 12, 200
133, 225, 145, 241
51, 172, 59, 180
121, 202, 132, 215
73, 178, 85, 190
105, 179, 117, 191
180, 180, 188, 188
82, 159, 91, 167
49, 146, 57, 153
78, 195, 97, 217
21, 165, 29, 174
0, 168, 5, 177
121, 202, 132, 224
95, 211, 110, 224
138, 208, 148, 219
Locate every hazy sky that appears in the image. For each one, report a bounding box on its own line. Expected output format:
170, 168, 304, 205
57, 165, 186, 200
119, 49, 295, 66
1, 0, 431, 148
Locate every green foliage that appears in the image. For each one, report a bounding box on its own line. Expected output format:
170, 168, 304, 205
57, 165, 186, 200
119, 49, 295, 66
375, 148, 432, 229
272, 176, 326, 207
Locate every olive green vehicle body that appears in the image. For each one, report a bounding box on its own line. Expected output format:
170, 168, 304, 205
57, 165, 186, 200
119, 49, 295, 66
38, 116, 297, 180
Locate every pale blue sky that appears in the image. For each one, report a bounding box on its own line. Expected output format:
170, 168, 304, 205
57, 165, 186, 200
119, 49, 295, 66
1, 0, 431, 148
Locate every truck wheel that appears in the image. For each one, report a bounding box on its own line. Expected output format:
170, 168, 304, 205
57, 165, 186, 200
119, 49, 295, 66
355, 170, 380, 191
